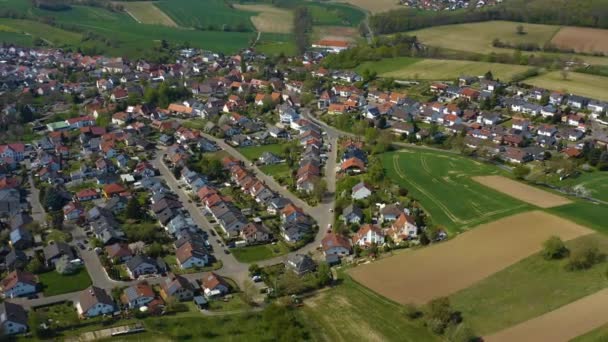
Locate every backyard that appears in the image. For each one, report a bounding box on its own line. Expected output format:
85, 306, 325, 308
39, 268, 92, 296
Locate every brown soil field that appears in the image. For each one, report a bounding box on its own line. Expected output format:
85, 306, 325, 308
233, 4, 293, 33
118, 2, 177, 27
350, 211, 591, 305
486, 288, 608, 342
313, 26, 359, 42
473, 175, 572, 208
551, 27, 608, 54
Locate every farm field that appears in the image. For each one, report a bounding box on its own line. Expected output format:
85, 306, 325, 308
155, 0, 254, 30
350, 211, 592, 305
383, 150, 530, 231
332, 0, 403, 13
0, 18, 82, 47
549, 201, 608, 234
381, 59, 531, 81
119, 1, 177, 27
313, 26, 360, 42
255, 33, 297, 56
238, 144, 286, 161
525, 71, 608, 101
451, 233, 608, 336
355, 56, 421, 74
473, 175, 571, 208
302, 275, 440, 342
409, 21, 560, 54
551, 26, 608, 54
0, 30, 33, 47
543, 171, 608, 203
234, 4, 293, 33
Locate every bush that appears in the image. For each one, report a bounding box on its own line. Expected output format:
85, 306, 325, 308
403, 303, 422, 320
565, 246, 605, 271
541, 236, 569, 260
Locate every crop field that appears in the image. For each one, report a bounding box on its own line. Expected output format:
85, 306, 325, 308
155, 0, 254, 30
451, 233, 608, 336
473, 175, 571, 208
255, 33, 297, 55
313, 25, 360, 42
119, 1, 177, 27
549, 201, 608, 234
234, 4, 293, 33
350, 211, 592, 305
383, 150, 531, 231
551, 26, 608, 54
409, 21, 560, 54
302, 275, 439, 342
525, 71, 608, 101
332, 0, 403, 14
0, 19, 82, 46
381, 59, 531, 81
542, 170, 608, 203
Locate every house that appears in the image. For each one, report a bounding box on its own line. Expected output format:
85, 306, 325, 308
351, 182, 372, 200
75, 188, 99, 202
201, 272, 230, 298
43, 242, 76, 267
63, 202, 85, 221
125, 255, 164, 279
9, 227, 33, 250
258, 152, 282, 165
176, 241, 209, 269
380, 204, 403, 222
102, 183, 127, 199
286, 254, 316, 275
121, 283, 156, 309
321, 233, 351, 257
105, 243, 133, 263
311, 39, 350, 53
0, 189, 20, 217
352, 224, 385, 247
0, 302, 28, 335
341, 204, 363, 224
76, 286, 115, 318
389, 213, 418, 242
0, 270, 38, 298
160, 275, 195, 301
341, 157, 366, 174
5, 249, 27, 270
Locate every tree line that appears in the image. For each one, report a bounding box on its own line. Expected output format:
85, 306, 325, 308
369, 0, 608, 34
293, 6, 312, 55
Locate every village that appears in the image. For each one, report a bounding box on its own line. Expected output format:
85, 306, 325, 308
0, 41, 607, 338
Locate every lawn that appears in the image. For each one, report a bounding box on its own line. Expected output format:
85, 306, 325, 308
156, 0, 254, 31
382, 149, 531, 232
524, 71, 608, 101
39, 268, 92, 296
35, 301, 80, 330
381, 58, 532, 81
408, 21, 561, 55
450, 233, 608, 335
231, 242, 290, 263
301, 274, 440, 342
207, 294, 250, 312
238, 144, 286, 161
120, 1, 177, 27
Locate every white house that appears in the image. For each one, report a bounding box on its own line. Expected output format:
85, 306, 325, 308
76, 286, 115, 318
351, 182, 372, 200
0, 271, 38, 298
176, 243, 209, 269
352, 224, 385, 247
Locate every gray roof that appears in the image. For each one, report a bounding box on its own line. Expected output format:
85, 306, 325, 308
0, 301, 28, 327
43, 242, 75, 262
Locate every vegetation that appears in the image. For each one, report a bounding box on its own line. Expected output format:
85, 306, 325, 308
524, 71, 608, 101
542, 236, 569, 260
293, 6, 312, 55
238, 143, 286, 161
231, 243, 290, 262
155, 0, 254, 32
39, 268, 92, 296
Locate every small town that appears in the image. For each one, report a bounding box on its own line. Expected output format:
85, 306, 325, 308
0, 33, 607, 340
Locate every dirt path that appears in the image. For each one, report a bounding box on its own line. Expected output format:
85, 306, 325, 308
486, 288, 608, 342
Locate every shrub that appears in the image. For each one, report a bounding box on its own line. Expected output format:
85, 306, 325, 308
565, 246, 605, 271
541, 236, 569, 260
403, 303, 422, 320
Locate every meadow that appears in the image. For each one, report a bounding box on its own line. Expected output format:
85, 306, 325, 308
234, 4, 293, 33
524, 71, 608, 101
451, 233, 607, 336
120, 1, 177, 27
382, 149, 531, 231
237, 143, 286, 161
333, 0, 403, 14
302, 274, 440, 341
255, 33, 298, 55
350, 211, 591, 305
544, 170, 608, 203
155, 0, 255, 31
549, 201, 608, 234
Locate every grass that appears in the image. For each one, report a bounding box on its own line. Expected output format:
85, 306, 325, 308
409, 21, 561, 55
45, 229, 72, 244
237, 143, 286, 161
355, 56, 421, 74
207, 294, 250, 312
548, 201, 608, 234
301, 274, 440, 341
231, 242, 290, 263
542, 170, 608, 203
0, 30, 34, 46
380, 58, 532, 81
255, 33, 297, 56
156, 0, 254, 30
0, 18, 82, 46
382, 149, 532, 232
524, 71, 608, 101
572, 322, 608, 342
35, 301, 80, 330
120, 2, 177, 27
450, 233, 608, 335
234, 4, 293, 34
39, 268, 92, 296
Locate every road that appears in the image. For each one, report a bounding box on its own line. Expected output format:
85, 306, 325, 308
27, 172, 46, 224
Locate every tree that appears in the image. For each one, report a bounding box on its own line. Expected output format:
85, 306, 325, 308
404, 303, 422, 320
29, 310, 51, 339
560, 68, 569, 80
242, 279, 257, 305
146, 242, 163, 257
316, 262, 332, 287
312, 179, 328, 202
513, 165, 531, 179
541, 236, 569, 260
125, 197, 143, 220
425, 297, 454, 334
565, 246, 605, 271
56, 255, 77, 275
516, 24, 525, 35
27, 255, 45, 274
248, 263, 261, 276
44, 188, 67, 211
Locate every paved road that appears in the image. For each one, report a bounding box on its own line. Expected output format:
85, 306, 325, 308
27, 173, 46, 224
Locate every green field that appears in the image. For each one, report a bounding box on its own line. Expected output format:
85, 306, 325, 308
355, 56, 421, 74
451, 233, 608, 335
544, 171, 608, 203
379, 58, 532, 81
302, 275, 440, 342
0, 30, 34, 46
525, 71, 608, 101
39, 268, 92, 296
238, 144, 286, 161
572, 323, 608, 342
0, 18, 82, 46
156, 0, 254, 30
549, 201, 608, 234
255, 33, 297, 56
121, 1, 177, 26
383, 149, 531, 231
231, 243, 290, 263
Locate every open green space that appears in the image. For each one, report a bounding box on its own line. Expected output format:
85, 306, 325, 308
207, 294, 251, 312
524, 71, 608, 101
382, 149, 532, 232
355, 56, 421, 75
0, 18, 82, 46
379, 58, 532, 81
39, 268, 92, 296
543, 171, 608, 203
301, 274, 440, 341
451, 233, 608, 335
255, 33, 297, 56
549, 201, 608, 234
238, 143, 286, 161
0, 30, 34, 46
156, 0, 254, 30
231, 242, 290, 263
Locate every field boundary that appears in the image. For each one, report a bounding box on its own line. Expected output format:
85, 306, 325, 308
473, 175, 572, 208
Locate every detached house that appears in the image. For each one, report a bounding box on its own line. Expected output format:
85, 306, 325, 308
160, 275, 195, 302
76, 286, 115, 318
0, 302, 28, 336
389, 213, 418, 242
321, 233, 351, 257
352, 224, 385, 247
1, 270, 38, 298
201, 272, 230, 298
